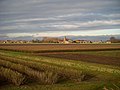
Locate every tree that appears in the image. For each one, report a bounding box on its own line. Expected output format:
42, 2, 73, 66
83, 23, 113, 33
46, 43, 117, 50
110, 37, 120, 43
110, 37, 116, 41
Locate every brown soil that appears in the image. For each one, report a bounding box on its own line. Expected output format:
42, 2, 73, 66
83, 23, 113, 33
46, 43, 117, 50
35, 52, 120, 66
1, 44, 120, 52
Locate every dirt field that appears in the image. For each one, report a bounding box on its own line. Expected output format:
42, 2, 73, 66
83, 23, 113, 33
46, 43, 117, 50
35, 52, 120, 66
0, 44, 120, 52
0, 44, 120, 66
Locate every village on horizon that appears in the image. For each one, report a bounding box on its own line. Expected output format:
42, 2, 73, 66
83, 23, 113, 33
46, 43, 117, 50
0, 36, 120, 44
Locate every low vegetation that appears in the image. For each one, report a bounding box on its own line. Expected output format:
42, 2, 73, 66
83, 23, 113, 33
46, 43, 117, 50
0, 55, 89, 83
0, 44, 120, 90
0, 66, 25, 86
0, 59, 59, 85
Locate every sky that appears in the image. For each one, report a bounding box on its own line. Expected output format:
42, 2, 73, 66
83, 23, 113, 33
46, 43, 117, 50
0, 0, 120, 40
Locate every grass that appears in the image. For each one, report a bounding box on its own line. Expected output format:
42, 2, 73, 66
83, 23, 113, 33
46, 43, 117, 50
0, 82, 120, 90
0, 66, 25, 86
0, 59, 60, 85
0, 55, 88, 82
0, 49, 120, 90
0, 50, 120, 73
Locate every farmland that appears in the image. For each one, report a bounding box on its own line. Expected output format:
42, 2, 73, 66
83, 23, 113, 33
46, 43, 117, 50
0, 44, 120, 52
0, 44, 120, 90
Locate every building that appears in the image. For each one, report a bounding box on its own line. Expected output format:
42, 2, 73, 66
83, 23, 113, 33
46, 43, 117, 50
63, 36, 73, 44
92, 40, 104, 44
75, 40, 92, 44
105, 40, 111, 44
42, 37, 59, 43
58, 40, 64, 43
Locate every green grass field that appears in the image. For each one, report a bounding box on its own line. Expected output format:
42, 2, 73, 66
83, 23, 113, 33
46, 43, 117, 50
0, 49, 120, 90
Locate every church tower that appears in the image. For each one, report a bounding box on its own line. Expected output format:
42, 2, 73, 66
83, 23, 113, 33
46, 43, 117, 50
63, 36, 67, 43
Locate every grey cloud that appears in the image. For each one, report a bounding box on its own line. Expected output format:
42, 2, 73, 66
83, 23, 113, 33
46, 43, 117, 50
0, 0, 120, 39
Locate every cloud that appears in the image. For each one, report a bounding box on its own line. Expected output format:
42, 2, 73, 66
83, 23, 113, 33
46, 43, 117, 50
2, 17, 61, 23
36, 20, 120, 29
75, 20, 120, 27
6, 33, 34, 38
0, 19, 120, 34
0, 0, 120, 39
3, 29, 120, 38
51, 24, 79, 29
56, 13, 120, 18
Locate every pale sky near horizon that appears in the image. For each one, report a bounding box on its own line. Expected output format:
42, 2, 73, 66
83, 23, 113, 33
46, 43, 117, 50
0, 0, 120, 39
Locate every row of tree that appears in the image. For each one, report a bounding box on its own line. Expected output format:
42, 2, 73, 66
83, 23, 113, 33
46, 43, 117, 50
110, 37, 120, 43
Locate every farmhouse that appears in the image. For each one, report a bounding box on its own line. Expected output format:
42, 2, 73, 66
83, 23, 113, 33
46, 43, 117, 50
75, 40, 92, 44
105, 40, 111, 44
92, 40, 104, 44
0, 40, 6, 43
58, 40, 64, 43
0, 40, 32, 44
42, 37, 59, 43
